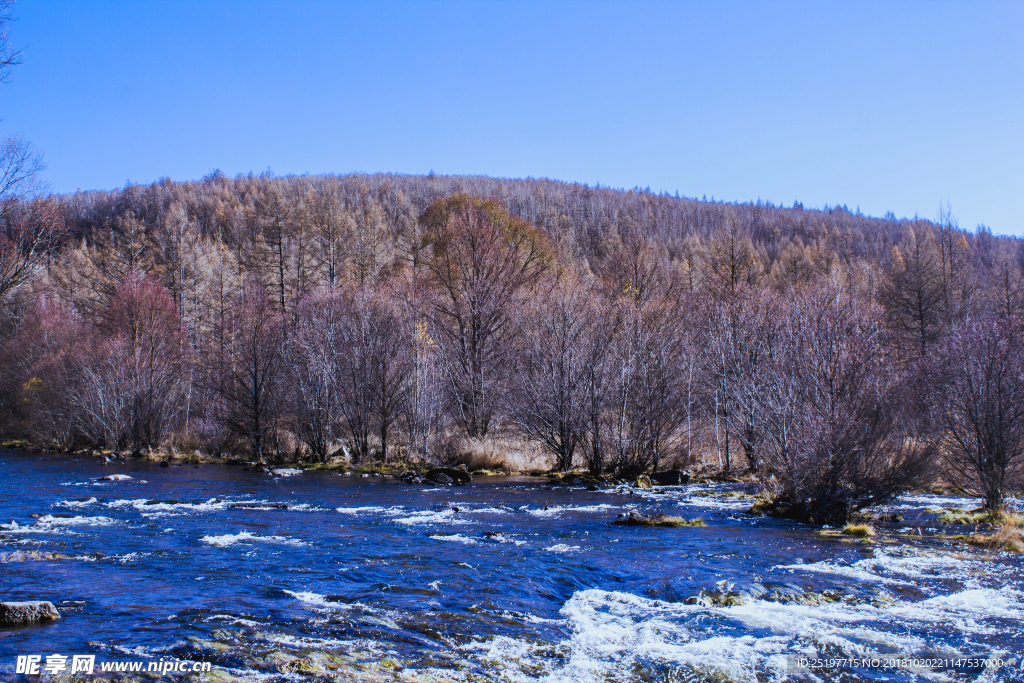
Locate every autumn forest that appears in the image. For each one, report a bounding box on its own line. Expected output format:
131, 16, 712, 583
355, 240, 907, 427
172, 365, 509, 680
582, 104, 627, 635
1, 171, 1022, 523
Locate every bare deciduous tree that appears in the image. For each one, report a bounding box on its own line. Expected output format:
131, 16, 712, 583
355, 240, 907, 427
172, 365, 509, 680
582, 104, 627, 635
213, 281, 284, 463
511, 276, 601, 471
288, 294, 343, 461
608, 295, 695, 476
700, 289, 781, 473
932, 316, 1024, 512
420, 193, 550, 438
744, 292, 934, 523
0, 0, 22, 83
102, 273, 189, 450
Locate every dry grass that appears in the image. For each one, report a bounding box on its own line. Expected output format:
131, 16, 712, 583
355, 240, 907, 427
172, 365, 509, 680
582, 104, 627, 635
462, 437, 550, 473
417, 433, 553, 473
950, 516, 1024, 553
936, 508, 1023, 526
841, 524, 875, 537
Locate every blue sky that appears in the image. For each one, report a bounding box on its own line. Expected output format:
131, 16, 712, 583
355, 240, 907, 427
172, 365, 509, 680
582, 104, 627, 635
2, 0, 1022, 235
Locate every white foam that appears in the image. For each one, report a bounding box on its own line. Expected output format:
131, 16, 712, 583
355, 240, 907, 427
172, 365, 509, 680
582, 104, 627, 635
486, 533, 526, 545
393, 509, 466, 525
103, 497, 324, 516
464, 506, 512, 515
526, 504, 619, 518
283, 589, 332, 607
461, 560, 1024, 683
98, 473, 133, 481
283, 590, 376, 614
779, 547, 1015, 590
890, 493, 1014, 511
207, 614, 262, 628
428, 533, 478, 545
200, 531, 304, 547
544, 544, 581, 553
106, 498, 158, 510
110, 551, 148, 563
258, 632, 365, 650
56, 497, 99, 509
285, 503, 326, 512
106, 497, 231, 517
1, 515, 116, 535
336, 506, 390, 514
675, 495, 752, 511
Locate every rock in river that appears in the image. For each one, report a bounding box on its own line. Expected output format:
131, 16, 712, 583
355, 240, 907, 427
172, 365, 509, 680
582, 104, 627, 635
0, 551, 71, 563
98, 473, 132, 481
651, 469, 690, 485
425, 465, 472, 485
0, 601, 60, 625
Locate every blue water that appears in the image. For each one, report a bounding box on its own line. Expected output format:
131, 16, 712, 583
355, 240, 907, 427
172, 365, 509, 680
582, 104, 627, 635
1, 450, 1022, 681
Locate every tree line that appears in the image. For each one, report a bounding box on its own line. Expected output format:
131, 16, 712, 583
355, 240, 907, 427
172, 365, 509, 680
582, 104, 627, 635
0, 172, 1022, 524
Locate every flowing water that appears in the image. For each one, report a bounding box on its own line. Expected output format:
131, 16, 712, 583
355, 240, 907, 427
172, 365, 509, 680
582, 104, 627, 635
1, 450, 1022, 682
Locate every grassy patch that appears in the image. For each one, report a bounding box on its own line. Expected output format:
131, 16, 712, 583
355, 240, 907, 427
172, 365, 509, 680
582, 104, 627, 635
936, 508, 1022, 526
946, 517, 1024, 553
747, 493, 787, 516
613, 513, 706, 528
841, 524, 875, 537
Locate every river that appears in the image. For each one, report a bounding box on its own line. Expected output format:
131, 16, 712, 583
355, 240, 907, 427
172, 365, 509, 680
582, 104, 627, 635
1, 450, 1022, 682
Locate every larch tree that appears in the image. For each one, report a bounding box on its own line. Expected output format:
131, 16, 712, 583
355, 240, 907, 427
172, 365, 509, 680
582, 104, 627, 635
880, 224, 945, 358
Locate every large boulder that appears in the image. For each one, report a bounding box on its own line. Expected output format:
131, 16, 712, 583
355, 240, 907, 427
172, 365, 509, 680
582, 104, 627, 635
0, 601, 60, 625
426, 466, 472, 485
651, 469, 690, 486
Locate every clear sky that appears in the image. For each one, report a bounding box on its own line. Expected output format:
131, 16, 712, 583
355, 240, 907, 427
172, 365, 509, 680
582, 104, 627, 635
2, 0, 1022, 235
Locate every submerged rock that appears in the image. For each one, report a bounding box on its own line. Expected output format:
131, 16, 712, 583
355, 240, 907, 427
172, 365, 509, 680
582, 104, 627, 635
765, 589, 845, 606
0, 601, 60, 625
398, 471, 424, 484
0, 551, 71, 563
684, 590, 746, 607
159, 461, 170, 468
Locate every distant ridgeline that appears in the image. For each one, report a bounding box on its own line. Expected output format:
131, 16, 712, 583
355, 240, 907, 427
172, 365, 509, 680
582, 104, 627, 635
0, 172, 1021, 524
57, 172, 1013, 281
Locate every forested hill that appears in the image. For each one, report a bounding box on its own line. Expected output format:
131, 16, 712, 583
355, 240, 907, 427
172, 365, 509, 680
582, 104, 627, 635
2, 170, 1023, 520
54, 171, 1020, 295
